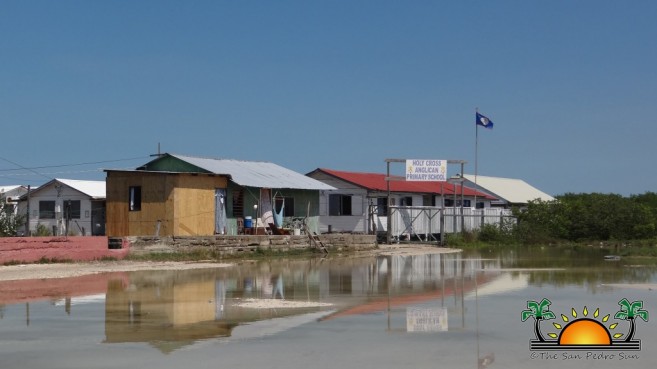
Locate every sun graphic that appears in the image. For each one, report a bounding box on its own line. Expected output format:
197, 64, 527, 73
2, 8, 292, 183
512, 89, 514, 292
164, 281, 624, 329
523, 298, 648, 351
547, 307, 620, 345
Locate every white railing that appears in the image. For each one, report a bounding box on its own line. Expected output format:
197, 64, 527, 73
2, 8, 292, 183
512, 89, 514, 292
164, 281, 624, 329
378, 206, 515, 241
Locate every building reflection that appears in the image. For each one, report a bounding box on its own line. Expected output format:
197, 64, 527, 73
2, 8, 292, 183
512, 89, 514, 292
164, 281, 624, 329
104, 269, 236, 353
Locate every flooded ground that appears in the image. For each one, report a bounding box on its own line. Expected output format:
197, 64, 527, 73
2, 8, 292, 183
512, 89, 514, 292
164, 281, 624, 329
1, 247, 657, 369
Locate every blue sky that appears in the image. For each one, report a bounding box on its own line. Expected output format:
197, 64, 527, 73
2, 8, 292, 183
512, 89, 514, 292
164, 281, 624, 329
1, 0, 656, 196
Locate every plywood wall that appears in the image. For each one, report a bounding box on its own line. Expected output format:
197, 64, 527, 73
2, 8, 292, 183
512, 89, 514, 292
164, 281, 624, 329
172, 175, 226, 236
106, 171, 227, 237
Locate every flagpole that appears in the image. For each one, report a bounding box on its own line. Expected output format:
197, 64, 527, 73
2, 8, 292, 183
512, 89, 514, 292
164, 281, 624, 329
474, 108, 479, 209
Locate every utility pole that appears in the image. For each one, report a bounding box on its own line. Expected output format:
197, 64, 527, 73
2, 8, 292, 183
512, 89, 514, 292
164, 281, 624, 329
26, 185, 31, 236
385, 159, 405, 244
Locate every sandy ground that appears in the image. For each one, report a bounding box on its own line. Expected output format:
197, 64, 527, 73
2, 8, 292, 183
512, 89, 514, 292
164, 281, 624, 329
374, 244, 461, 256
0, 244, 457, 282
0, 261, 232, 282
233, 298, 335, 309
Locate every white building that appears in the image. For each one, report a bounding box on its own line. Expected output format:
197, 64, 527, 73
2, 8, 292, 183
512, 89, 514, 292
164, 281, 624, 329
18, 179, 106, 236
1, 185, 29, 214
461, 174, 554, 208
306, 168, 497, 236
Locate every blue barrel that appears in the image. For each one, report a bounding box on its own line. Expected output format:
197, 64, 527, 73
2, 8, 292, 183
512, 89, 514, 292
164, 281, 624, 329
244, 216, 253, 228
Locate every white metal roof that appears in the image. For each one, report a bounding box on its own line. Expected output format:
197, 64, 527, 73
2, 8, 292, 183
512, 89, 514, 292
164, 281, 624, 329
462, 174, 554, 204
171, 154, 335, 190
55, 179, 106, 199
0, 185, 22, 193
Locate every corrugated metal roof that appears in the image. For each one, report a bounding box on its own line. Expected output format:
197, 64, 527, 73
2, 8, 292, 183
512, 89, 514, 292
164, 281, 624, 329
56, 179, 106, 199
171, 154, 335, 190
462, 174, 554, 204
312, 168, 496, 198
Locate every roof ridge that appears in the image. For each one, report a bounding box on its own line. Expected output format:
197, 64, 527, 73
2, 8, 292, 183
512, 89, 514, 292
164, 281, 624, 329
170, 153, 274, 164
321, 168, 386, 176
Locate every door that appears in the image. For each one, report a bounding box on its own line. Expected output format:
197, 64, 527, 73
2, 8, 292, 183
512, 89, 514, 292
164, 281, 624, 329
215, 189, 227, 234
91, 201, 106, 236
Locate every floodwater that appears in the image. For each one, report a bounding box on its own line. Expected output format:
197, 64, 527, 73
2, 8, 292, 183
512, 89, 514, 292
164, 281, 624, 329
2, 247, 657, 369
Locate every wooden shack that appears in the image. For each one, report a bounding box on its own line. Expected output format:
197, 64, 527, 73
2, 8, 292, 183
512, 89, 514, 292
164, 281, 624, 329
105, 153, 334, 237
105, 170, 228, 237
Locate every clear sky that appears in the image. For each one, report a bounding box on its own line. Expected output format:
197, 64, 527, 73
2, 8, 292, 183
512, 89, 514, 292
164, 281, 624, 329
1, 0, 656, 196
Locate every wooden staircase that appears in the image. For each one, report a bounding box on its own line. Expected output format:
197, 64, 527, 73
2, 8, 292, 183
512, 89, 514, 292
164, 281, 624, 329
304, 223, 328, 254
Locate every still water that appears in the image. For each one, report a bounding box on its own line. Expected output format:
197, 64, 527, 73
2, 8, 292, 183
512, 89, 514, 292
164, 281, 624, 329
1, 247, 657, 369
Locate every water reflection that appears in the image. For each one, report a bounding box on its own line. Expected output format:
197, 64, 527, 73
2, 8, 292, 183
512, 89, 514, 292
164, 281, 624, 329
2, 249, 657, 368
100, 252, 498, 351
104, 270, 236, 353
475, 247, 657, 291
1, 253, 498, 350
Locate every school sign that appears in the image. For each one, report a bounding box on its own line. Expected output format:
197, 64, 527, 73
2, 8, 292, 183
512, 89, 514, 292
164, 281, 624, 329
405, 159, 447, 182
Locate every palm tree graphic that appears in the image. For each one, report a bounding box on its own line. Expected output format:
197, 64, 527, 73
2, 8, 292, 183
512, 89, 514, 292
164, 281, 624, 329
521, 298, 556, 342
614, 299, 649, 342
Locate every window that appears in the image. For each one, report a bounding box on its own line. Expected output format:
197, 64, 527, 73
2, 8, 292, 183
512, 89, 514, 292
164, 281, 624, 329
444, 199, 470, 207
63, 200, 81, 219
400, 196, 413, 206
376, 197, 388, 216
129, 186, 142, 211
476, 202, 485, 209
39, 201, 56, 219
329, 194, 352, 216
232, 190, 244, 217
422, 195, 435, 207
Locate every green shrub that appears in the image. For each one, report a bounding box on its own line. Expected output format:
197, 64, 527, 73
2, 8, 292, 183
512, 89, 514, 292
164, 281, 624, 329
33, 223, 52, 237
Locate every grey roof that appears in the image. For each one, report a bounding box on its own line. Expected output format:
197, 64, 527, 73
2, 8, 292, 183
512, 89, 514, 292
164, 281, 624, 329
462, 174, 554, 204
172, 154, 335, 190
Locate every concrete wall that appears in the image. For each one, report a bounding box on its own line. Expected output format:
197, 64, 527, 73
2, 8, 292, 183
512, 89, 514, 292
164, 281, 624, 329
0, 236, 129, 264
126, 233, 377, 257
0, 233, 377, 264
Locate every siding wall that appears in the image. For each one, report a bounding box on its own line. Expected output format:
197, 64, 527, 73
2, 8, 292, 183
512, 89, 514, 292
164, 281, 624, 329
222, 183, 323, 234
309, 173, 369, 233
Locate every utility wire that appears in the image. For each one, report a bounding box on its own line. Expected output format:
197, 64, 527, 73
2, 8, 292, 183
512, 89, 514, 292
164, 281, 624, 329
0, 156, 150, 172
0, 156, 53, 180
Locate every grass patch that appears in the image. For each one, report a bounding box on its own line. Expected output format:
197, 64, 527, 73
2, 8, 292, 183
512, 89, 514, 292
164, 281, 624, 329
2, 257, 74, 266
3, 260, 27, 266
96, 256, 119, 262
123, 246, 326, 262
37, 256, 74, 264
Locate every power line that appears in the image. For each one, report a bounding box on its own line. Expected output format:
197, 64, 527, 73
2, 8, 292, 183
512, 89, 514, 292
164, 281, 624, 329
0, 168, 116, 177
0, 156, 150, 173
0, 156, 53, 180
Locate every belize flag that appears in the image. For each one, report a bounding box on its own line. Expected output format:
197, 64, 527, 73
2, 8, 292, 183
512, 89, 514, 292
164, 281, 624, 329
476, 112, 494, 129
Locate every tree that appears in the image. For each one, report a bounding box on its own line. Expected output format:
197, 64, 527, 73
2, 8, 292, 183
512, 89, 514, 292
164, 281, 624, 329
0, 201, 25, 237
514, 199, 568, 243
516, 192, 657, 242
521, 298, 556, 341
614, 298, 649, 342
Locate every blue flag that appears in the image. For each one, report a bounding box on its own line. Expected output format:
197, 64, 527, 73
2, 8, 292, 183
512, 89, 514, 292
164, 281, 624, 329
476, 112, 494, 129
